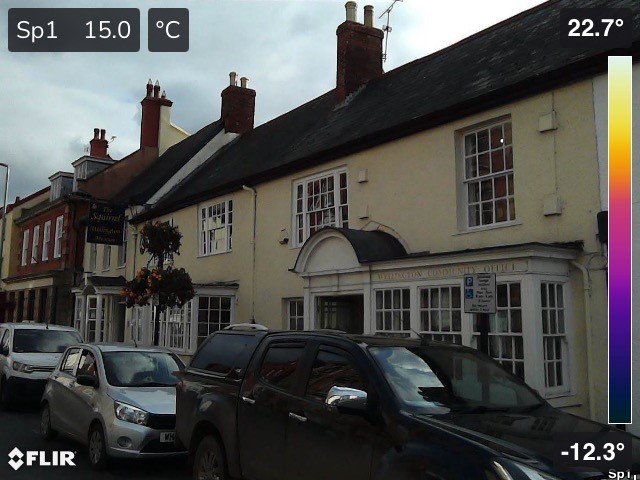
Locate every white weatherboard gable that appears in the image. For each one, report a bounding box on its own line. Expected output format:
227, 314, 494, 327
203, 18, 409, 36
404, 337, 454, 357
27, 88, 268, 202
148, 130, 239, 205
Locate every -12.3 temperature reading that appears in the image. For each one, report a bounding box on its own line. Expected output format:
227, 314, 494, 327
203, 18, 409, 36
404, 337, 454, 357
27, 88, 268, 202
553, 432, 632, 471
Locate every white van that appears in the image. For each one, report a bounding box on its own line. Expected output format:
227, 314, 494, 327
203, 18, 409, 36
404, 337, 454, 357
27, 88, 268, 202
0, 323, 82, 408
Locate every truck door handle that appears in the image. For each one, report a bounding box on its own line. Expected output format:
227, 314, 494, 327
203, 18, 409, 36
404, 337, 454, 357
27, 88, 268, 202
241, 396, 255, 405
289, 412, 307, 423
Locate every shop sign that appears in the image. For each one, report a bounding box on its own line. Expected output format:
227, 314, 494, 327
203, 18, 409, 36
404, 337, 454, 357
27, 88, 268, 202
87, 202, 125, 245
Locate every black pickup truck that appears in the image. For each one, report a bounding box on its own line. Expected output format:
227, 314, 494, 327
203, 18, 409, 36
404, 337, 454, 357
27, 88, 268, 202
176, 328, 640, 480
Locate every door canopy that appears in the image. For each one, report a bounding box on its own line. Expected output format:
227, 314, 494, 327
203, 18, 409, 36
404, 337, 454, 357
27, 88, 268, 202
292, 227, 407, 276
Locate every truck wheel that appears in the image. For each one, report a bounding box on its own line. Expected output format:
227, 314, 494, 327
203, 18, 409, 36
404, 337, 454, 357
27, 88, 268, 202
88, 423, 109, 470
193, 435, 227, 480
40, 403, 58, 440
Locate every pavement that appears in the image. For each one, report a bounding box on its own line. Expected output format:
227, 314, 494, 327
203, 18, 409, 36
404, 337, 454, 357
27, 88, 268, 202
0, 404, 190, 480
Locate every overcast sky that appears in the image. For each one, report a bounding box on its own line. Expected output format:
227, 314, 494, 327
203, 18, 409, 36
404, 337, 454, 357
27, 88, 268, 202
0, 0, 546, 202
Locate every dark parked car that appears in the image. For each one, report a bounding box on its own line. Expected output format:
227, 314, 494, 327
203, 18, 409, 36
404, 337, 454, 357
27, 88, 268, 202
176, 328, 640, 480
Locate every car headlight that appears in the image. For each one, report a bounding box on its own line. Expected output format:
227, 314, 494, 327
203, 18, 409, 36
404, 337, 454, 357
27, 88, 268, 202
492, 459, 562, 480
114, 401, 149, 425
12, 361, 34, 373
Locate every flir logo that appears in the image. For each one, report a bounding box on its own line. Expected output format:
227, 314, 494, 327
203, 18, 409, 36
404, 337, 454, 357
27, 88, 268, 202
8, 448, 75, 470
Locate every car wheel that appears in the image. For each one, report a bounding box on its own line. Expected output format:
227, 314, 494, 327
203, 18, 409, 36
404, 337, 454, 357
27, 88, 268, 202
88, 424, 109, 470
0, 376, 11, 410
40, 403, 57, 440
193, 435, 227, 480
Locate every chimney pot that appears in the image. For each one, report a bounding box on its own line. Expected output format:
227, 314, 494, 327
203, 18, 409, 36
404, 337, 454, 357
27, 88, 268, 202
90, 127, 109, 158
364, 5, 374, 27
221, 73, 256, 134
345, 1, 357, 22
161, 90, 167, 99
153, 80, 160, 98
146, 79, 153, 96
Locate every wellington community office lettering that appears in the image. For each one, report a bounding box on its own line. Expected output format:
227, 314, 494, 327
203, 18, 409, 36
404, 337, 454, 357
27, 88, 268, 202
86, 202, 125, 245
374, 261, 527, 282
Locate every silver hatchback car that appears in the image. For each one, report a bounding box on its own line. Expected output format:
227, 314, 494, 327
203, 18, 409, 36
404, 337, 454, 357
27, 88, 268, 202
41, 343, 186, 469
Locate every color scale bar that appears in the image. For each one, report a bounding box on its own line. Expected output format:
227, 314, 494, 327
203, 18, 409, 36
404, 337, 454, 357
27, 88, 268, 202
608, 56, 632, 424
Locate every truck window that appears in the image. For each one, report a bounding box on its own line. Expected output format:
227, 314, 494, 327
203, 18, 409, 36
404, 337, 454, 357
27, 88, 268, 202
259, 344, 305, 392
190, 333, 259, 376
305, 349, 367, 402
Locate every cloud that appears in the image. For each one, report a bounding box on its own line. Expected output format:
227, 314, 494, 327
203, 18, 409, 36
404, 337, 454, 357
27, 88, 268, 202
0, 0, 545, 201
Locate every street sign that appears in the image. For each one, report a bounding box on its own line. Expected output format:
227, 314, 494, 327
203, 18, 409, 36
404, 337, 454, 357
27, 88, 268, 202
463, 273, 496, 314
87, 202, 125, 245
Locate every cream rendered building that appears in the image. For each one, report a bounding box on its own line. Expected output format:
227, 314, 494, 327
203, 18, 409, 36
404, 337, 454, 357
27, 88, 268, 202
81, 0, 638, 430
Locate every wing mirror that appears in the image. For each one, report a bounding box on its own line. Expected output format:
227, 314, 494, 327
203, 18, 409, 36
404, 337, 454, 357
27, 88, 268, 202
0, 345, 8, 356
76, 374, 99, 388
325, 386, 367, 413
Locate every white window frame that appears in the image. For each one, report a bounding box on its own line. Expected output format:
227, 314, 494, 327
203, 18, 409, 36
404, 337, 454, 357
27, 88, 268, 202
118, 221, 128, 267
42, 221, 51, 261
373, 288, 411, 336
21, 229, 30, 266
157, 301, 194, 353
31, 225, 40, 264
540, 281, 570, 396
462, 120, 515, 230
368, 271, 573, 398
74, 296, 85, 335
53, 215, 64, 259
198, 200, 233, 256
196, 295, 234, 346
103, 244, 111, 271
286, 298, 304, 330
89, 243, 97, 272
292, 168, 349, 247
85, 295, 107, 343
419, 285, 463, 344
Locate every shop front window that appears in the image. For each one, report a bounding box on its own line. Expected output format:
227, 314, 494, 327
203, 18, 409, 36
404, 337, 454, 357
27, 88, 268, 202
157, 301, 193, 352
419, 286, 462, 344
86, 295, 107, 342
197, 296, 233, 346
541, 282, 568, 391
374, 289, 410, 337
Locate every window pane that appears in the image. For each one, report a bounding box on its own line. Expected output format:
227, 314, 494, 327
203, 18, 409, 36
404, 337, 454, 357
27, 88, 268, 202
260, 345, 305, 391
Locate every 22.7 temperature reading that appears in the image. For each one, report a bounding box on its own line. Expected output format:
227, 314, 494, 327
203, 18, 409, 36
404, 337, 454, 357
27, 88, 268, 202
567, 17, 624, 37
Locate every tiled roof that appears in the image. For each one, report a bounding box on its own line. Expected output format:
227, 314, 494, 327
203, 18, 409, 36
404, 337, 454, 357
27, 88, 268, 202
134, 0, 639, 222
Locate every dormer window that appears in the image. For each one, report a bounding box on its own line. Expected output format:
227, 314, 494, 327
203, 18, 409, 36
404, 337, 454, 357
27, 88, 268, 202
48, 172, 74, 202
72, 155, 116, 191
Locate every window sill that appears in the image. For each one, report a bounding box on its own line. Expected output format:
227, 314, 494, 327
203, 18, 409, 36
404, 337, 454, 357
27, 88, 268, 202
543, 390, 573, 400
116, 264, 126, 270
453, 220, 522, 236
197, 250, 232, 258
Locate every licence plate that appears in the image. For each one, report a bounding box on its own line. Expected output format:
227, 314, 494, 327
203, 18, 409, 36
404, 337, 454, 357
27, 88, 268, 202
160, 432, 175, 443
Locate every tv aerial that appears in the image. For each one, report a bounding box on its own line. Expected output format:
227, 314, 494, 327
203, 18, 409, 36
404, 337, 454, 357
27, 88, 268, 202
379, 0, 403, 63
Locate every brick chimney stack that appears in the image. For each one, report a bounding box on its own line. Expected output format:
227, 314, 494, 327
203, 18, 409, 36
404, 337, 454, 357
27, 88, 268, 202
89, 128, 109, 158
221, 71, 256, 134
336, 2, 384, 103
140, 79, 173, 149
